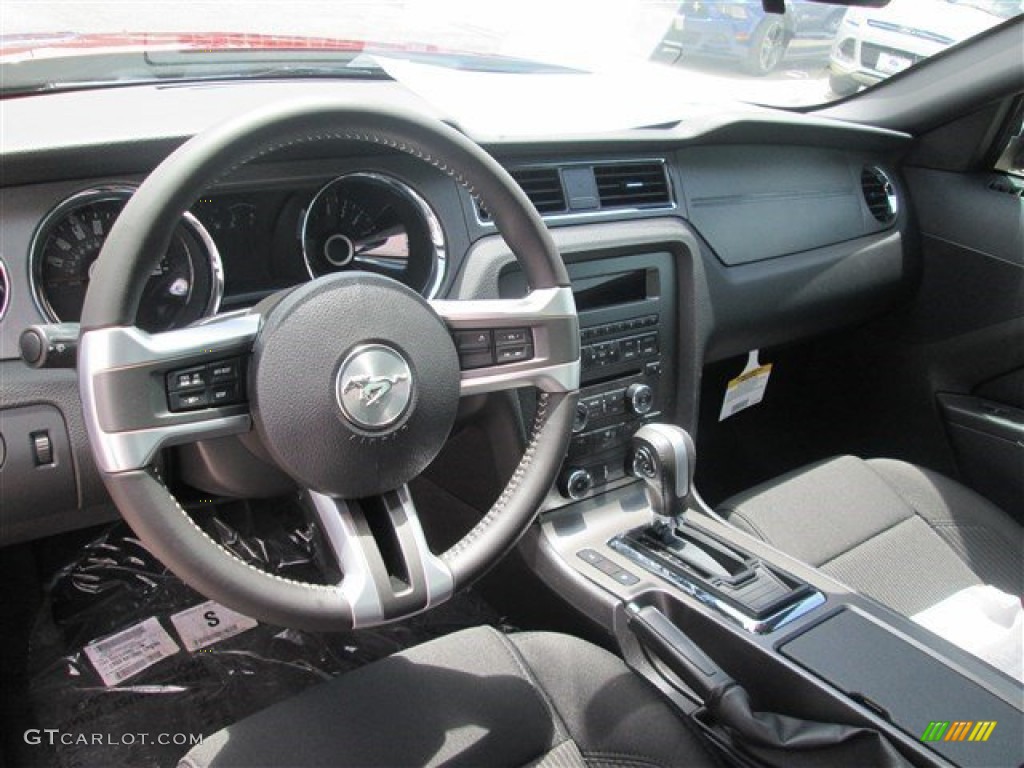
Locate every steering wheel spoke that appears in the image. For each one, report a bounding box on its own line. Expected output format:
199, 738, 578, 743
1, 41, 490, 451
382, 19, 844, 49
431, 286, 580, 396
80, 312, 259, 473
304, 486, 454, 627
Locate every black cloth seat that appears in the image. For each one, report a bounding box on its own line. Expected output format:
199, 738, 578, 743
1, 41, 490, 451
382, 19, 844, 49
180, 625, 720, 768
718, 455, 1023, 616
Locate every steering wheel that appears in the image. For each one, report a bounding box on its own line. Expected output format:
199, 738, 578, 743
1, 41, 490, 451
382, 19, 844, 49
77, 101, 580, 631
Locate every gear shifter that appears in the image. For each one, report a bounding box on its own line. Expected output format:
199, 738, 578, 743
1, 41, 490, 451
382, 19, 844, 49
629, 423, 696, 522
628, 423, 734, 579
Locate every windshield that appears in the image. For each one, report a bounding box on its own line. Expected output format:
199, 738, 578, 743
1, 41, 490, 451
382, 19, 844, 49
2, 0, 1022, 108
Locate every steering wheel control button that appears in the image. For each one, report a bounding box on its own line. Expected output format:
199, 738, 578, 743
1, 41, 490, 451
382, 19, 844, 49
336, 344, 414, 431
166, 357, 244, 412
209, 360, 240, 383
169, 390, 210, 411
495, 344, 532, 363
454, 330, 491, 351
168, 365, 208, 392
454, 327, 534, 369
494, 328, 529, 345
210, 383, 240, 406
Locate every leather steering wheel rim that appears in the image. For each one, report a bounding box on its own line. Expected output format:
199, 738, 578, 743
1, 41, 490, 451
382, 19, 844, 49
78, 99, 580, 631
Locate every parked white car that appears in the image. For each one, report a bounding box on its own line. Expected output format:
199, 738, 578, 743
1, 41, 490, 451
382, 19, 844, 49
829, 0, 1020, 95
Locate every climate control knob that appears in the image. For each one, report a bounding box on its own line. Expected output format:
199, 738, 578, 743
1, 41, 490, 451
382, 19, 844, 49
626, 383, 654, 415
559, 468, 594, 500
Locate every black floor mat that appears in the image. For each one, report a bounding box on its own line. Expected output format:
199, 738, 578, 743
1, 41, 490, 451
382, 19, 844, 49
14, 503, 506, 768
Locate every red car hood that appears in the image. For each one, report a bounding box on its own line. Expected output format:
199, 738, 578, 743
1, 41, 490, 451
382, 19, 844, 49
0, 31, 444, 57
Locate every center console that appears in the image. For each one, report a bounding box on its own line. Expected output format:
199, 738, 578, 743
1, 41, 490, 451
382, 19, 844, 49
525, 423, 1023, 768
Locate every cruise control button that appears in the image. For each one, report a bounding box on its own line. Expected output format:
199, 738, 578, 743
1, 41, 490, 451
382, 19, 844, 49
209, 359, 239, 383
168, 366, 207, 392
209, 382, 240, 406
169, 390, 209, 411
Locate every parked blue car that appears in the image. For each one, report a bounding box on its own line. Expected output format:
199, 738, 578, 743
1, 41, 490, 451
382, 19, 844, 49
653, 0, 844, 76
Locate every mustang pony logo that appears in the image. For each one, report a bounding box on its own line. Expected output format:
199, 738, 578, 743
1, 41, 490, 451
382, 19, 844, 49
343, 373, 409, 406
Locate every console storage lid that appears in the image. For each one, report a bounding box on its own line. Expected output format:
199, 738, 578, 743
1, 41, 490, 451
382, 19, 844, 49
780, 608, 1023, 768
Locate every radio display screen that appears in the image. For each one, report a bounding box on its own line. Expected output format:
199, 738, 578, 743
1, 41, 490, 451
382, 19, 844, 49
572, 270, 647, 311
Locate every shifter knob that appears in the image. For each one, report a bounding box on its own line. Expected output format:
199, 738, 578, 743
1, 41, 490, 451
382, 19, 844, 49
630, 423, 696, 520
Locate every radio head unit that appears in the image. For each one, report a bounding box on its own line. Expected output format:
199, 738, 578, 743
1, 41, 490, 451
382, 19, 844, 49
501, 252, 677, 502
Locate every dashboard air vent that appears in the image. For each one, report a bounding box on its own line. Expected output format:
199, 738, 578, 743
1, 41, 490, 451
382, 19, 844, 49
594, 162, 671, 209
478, 167, 566, 220
0, 260, 8, 322
861, 166, 899, 223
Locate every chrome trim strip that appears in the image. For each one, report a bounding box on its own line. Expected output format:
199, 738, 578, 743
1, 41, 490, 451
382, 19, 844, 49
79, 314, 260, 473
608, 537, 827, 635
301, 171, 447, 299
181, 209, 225, 319
0, 259, 9, 322
388, 485, 455, 613
305, 487, 454, 628
306, 491, 385, 626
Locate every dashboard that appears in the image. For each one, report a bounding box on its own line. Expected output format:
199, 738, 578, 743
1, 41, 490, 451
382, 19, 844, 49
0, 78, 913, 543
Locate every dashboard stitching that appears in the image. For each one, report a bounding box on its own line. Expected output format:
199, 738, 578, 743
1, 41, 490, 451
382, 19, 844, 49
443, 392, 550, 562
210, 131, 483, 206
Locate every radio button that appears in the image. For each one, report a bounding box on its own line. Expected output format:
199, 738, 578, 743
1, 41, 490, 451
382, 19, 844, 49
621, 338, 639, 361
639, 334, 659, 357
604, 389, 626, 416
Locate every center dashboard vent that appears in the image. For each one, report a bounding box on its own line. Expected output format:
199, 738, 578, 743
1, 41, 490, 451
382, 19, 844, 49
476, 160, 673, 221
477, 167, 566, 220
861, 166, 899, 224
594, 162, 671, 209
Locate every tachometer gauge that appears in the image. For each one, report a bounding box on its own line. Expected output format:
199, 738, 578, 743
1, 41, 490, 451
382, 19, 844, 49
301, 173, 445, 298
30, 187, 223, 332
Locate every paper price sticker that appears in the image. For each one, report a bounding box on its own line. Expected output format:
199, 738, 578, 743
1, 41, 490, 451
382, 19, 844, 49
83, 617, 180, 687
171, 600, 258, 652
720, 350, 773, 421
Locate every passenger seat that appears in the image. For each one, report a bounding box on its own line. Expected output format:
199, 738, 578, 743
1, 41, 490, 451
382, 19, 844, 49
717, 456, 1023, 617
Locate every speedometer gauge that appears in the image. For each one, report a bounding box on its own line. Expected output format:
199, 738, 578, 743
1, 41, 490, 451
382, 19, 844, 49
301, 173, 445, 298
30, 187, 223, 332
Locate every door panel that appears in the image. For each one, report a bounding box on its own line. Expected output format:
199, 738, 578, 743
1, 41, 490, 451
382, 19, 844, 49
903, 167, 1024, 520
